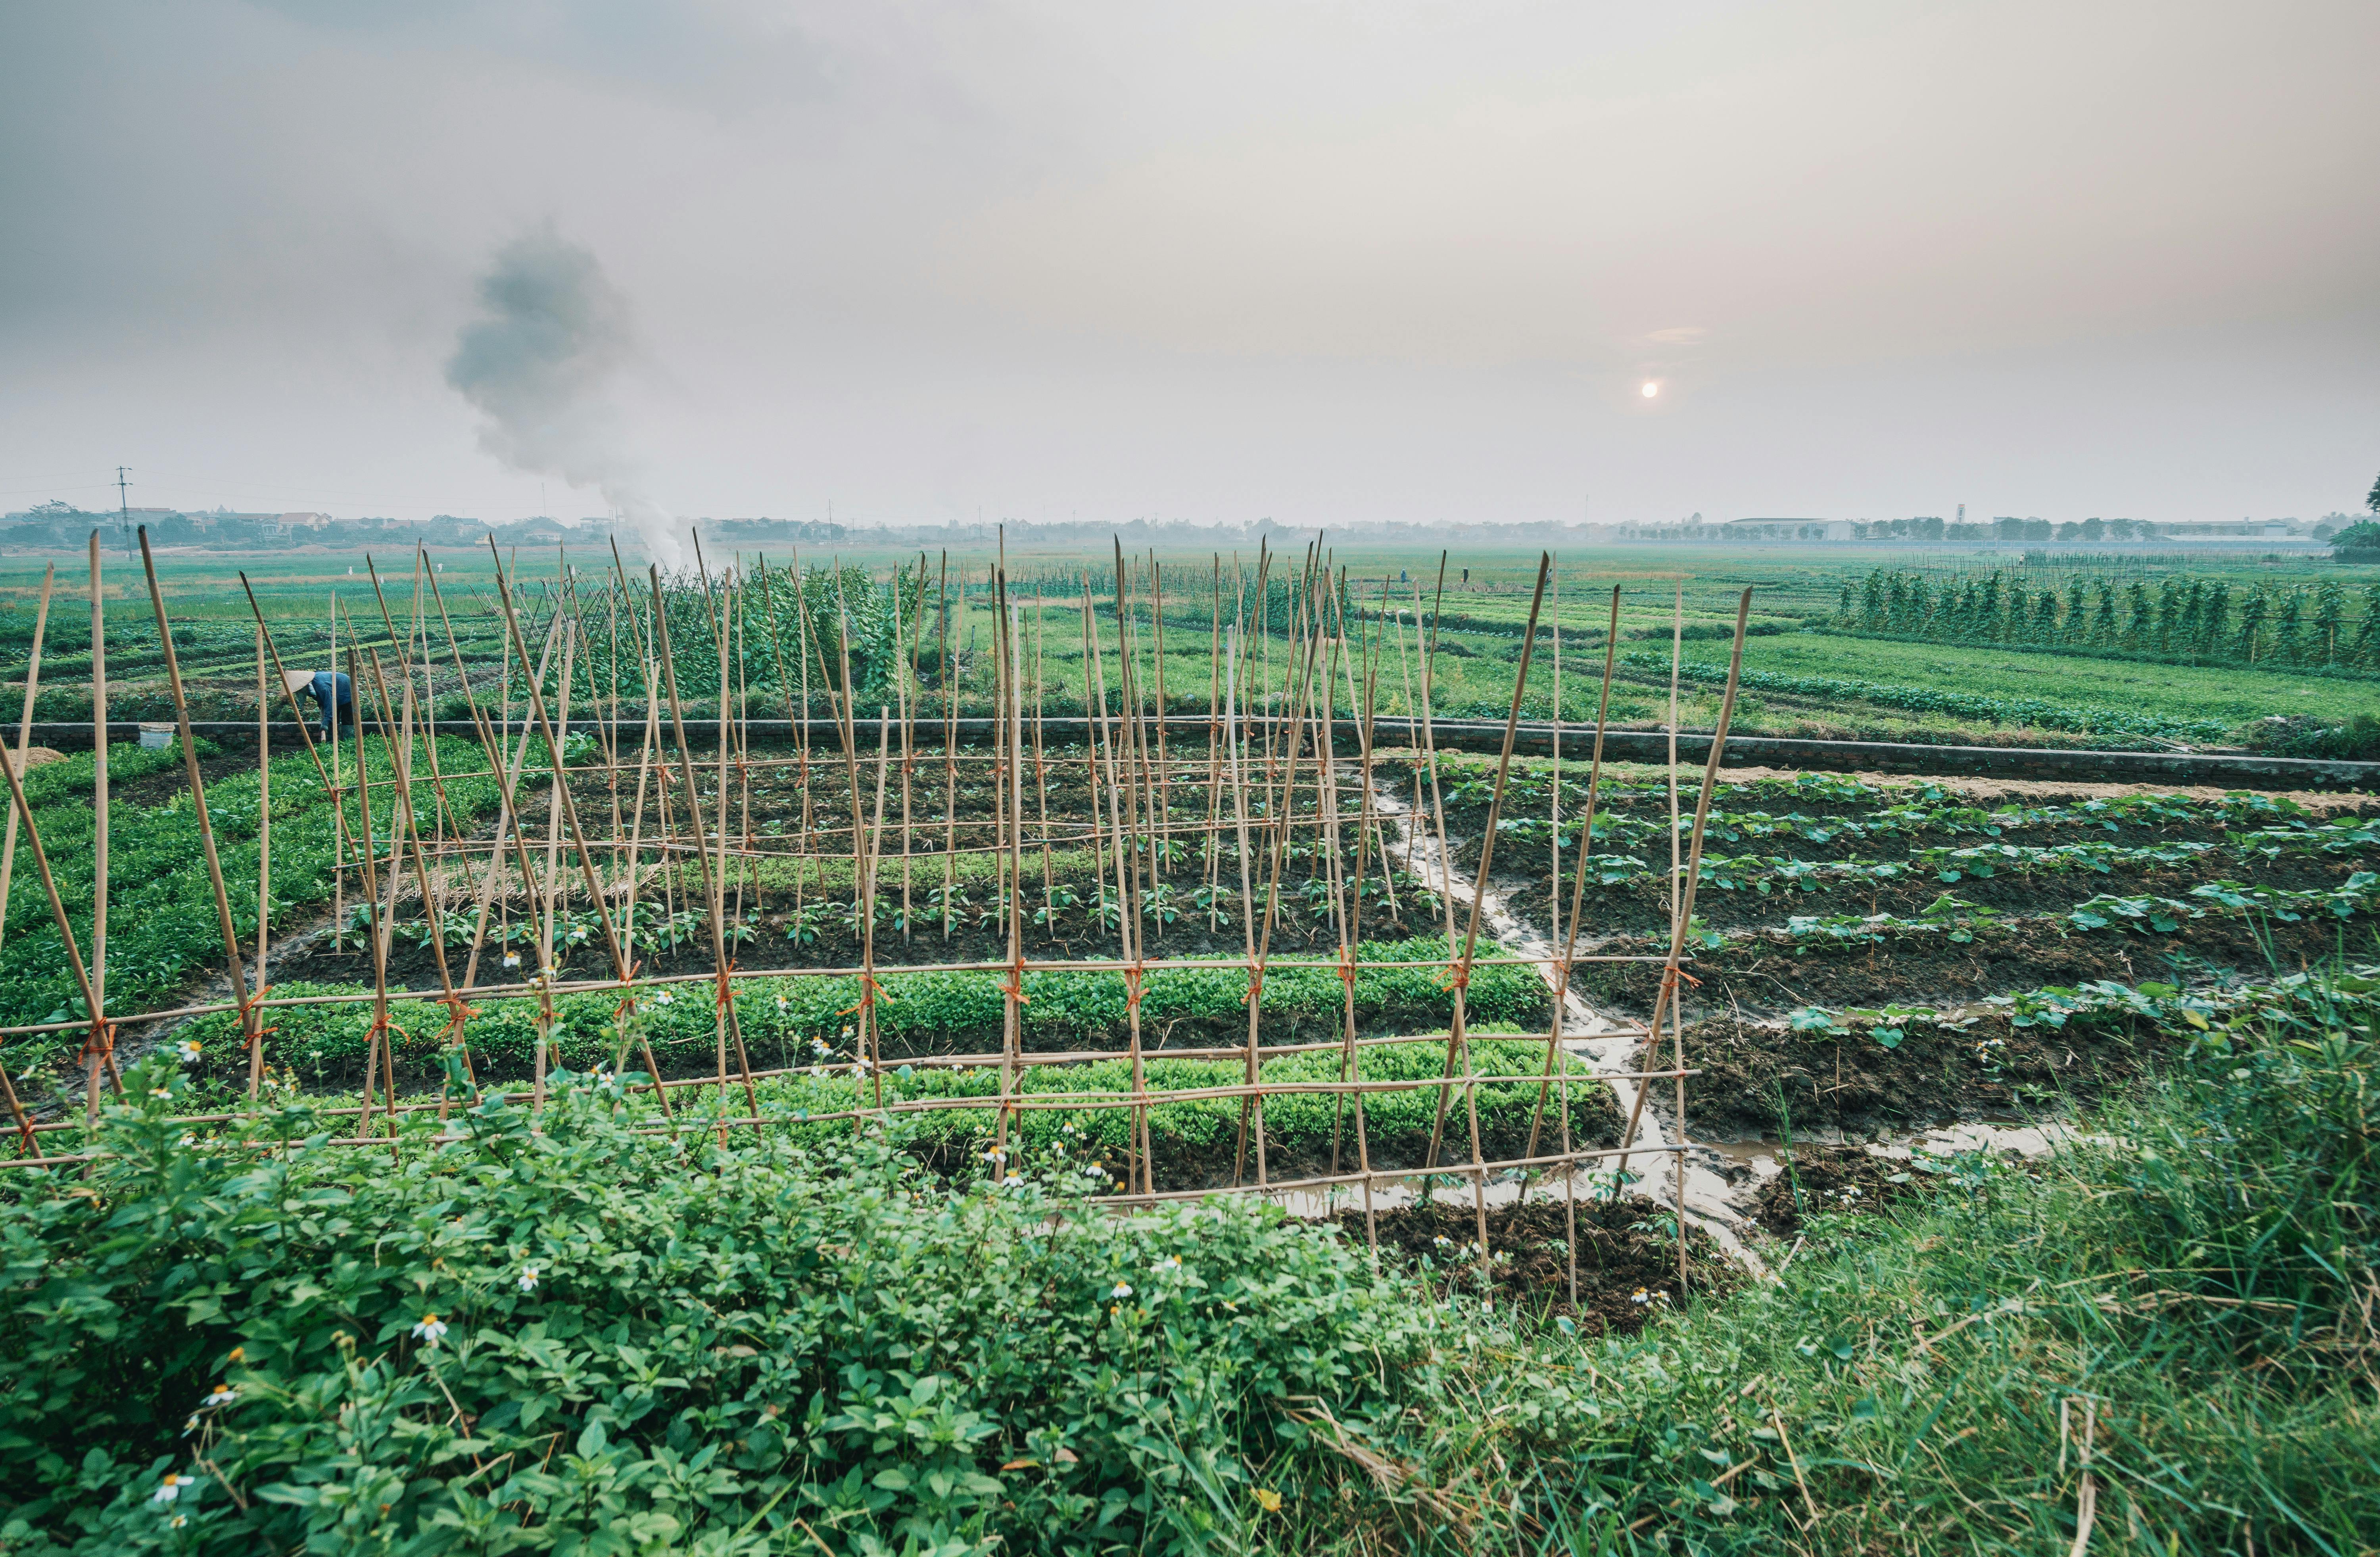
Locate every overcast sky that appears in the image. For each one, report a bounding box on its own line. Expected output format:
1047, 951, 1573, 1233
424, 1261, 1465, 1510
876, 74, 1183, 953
2, 0, 2375, 531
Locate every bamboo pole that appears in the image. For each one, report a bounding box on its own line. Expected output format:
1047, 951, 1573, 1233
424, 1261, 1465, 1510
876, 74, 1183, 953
938, 552, 956, 938
0, 564, 56, 952
0, 689, 107, 1135
1422, 552, 1552, 1301
647, 561, 754, 1137
0, 564, 53, 1151
88, 536, 107, 1059
1607, 589, 1754, 1292
137, 529, 259, 1123
253, 620, 271, 1101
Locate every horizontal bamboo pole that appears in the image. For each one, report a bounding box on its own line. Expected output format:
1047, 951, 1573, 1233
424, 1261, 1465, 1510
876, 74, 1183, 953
27, 716, 2379, 791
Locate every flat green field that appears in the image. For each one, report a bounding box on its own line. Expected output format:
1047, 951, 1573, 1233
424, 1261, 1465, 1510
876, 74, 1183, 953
1723, 633, 2378, 727
0, 536, 2370, 751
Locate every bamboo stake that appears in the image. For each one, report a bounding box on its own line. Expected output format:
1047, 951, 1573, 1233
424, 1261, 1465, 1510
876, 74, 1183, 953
89, 535, 107, 1055
939, 552, 956, 938
1608, 590, 1754, 1292
0, 564, 53, 1151
344, 645, 397, 1146
1423, 552, 1552, 1301
137, 530, 259, 1124
253, 620, 271, 1101
0, 692, 107, 1136
0, 564, 56, 952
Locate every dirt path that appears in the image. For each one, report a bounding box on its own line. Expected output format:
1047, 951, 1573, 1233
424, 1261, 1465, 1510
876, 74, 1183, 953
1362, 764, 1768, 1271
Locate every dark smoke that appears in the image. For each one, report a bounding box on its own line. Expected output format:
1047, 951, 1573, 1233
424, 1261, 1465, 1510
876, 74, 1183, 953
445, 228, 683, 565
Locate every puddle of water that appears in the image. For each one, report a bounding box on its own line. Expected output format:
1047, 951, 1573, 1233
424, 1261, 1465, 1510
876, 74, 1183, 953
1269, 1169, 1619, 1223
1697, 1120, 2095, 1190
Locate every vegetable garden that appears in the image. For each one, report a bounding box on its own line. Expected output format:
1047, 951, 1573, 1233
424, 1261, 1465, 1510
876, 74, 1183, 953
0, 531, 2373, 1553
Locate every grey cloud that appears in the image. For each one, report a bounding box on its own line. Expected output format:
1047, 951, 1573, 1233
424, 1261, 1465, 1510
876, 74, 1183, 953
0, 0, 2374, 529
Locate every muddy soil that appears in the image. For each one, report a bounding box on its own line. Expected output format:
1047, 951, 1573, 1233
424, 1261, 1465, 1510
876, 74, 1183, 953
1559, 908, 2370, 1022
1674, 1001, 2171, 1138
270, 877, 1441, 1002
1496, 853, 2376, 939
1335, 1198, 1738, 1332
1745, 1145, 1931, 1236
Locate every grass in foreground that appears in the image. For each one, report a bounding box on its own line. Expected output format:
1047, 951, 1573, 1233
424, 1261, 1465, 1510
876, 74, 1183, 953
2, 970, 2374, 1554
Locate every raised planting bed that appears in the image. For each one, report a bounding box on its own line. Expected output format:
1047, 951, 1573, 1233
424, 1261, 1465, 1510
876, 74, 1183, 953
148, 1028, 1621, 1198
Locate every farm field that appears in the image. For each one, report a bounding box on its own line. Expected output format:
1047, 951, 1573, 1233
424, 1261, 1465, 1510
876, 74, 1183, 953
0, 536, 2372, 1553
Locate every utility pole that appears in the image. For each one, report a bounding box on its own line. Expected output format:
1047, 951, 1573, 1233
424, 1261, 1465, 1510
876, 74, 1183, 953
116, 467, 134, 559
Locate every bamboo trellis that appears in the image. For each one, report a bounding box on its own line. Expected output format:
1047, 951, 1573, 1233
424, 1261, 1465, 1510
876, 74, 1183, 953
0, 530, 1752, 1300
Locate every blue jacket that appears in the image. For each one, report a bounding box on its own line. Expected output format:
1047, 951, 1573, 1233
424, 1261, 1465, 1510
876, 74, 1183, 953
305, 672, 355, 732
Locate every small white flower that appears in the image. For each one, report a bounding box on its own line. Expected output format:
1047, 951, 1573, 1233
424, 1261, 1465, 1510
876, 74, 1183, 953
149, 1087, 172, 1100
1083, 1165, 1105, 1178
1630, 1287, 1651, 1305
178, 1134, 196, 1148
502, 951, 521, 969
1002, 1174, 1023, 1188
182, 1415, 200, 1435
1432, 1236, 1452, 1248
411, 1314, 449, 1347
518, 1267, 539, 1292
775, 995, 789, 1011
175, 1038, 203, 1064
653, 990, 675, 1005
1111, 1281, 1134, 1299
170, 1514, 187, 1529
202, 1386, 236, 1408
1153, 1255, 1182, 1273
153, 1474, 187, 1504
983, 1147, 1006, 1163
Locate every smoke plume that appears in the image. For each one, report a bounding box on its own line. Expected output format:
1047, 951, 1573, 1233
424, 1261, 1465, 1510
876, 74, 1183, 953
446, 229, 684, 566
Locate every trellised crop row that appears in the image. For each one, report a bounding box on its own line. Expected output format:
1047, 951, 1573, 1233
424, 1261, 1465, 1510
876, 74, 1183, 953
1830, 567, 2380, 669
167, 935, 1551, 1090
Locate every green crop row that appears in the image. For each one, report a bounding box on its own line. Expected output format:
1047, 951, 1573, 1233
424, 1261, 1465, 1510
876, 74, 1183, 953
1436, 766, 2313, 843
163, 935, 1550, 1089
1538, 819, 2380, 896
1484, 794, 2334, 870
0, 736, 502, 1031
1779, 960, 2374, 1053
1624, 653, 2234, 741
1751, 872, 2380, 950
1833, 566, 2380, 671
158, 1035, 1612, 1180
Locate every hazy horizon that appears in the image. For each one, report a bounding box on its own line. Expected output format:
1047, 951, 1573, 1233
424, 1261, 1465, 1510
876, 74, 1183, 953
4, 2, 2374, 539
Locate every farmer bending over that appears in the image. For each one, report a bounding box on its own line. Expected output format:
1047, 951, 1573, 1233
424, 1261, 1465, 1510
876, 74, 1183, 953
285, 668, 357, 742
